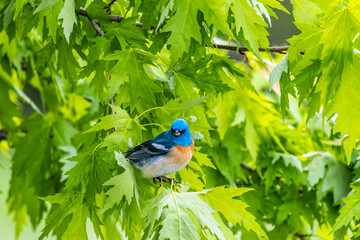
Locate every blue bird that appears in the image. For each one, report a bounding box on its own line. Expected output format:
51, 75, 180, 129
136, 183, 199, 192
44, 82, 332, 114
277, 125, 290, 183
125, 119, 194, 184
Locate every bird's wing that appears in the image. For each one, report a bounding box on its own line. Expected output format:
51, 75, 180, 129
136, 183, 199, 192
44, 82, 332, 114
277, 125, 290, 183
125, 133, 175, 160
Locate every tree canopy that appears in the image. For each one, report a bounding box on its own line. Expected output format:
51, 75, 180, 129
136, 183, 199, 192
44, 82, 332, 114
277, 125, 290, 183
0, 0, 360, 239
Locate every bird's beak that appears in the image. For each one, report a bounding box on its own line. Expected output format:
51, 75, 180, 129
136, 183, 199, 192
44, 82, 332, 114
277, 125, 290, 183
173, 129, 181, 137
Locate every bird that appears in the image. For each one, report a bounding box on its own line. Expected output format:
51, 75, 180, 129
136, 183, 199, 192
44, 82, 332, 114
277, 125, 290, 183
125, 119, 194, 184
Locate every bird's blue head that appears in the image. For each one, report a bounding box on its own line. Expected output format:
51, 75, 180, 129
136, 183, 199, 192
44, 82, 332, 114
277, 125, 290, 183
169, 119, 193, 146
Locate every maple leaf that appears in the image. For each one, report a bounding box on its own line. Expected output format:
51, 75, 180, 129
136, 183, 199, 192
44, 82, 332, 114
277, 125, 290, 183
324, 54, 360, 163
227, 0, 270, 59
57, 38, 80, 85
143, 189, 225, 240
161, 0, 202, 65
292, 0, 322, 26
85, 105, 145, 151
304, 154, 326, 187
287, 23, 323, 65
204, 186, 268, 239
104, 49, 161, 111
213, 93, 235, 139
57, 0, 77, 42
102, 151, 139, 211
193, 0, 234, 40
314, 3, 360, 105
322, 157, 352, 204
269, 54, 288, 90
39, 193, 88, 240
333, 181, 360, 233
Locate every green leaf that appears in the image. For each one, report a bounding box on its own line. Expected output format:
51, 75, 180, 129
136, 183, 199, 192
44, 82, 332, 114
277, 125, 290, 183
52, 120, 77, 147
304, 154, 326, 187
34, 0, 60, 14
179, 165, 206, 189
279, 71, 296, 114
333, 181, 360, 232
144, 189, 224, 240
104, 49, 161, 110
315, 3, 360, 105
162, 0, 202, 64
11, 0, 28, 20
228, 0, 270, 59
103, 151, 139, 211
204, 186, 268, 239
84, 105, 130, 133
40, 0, 63, 39
193, 148, 216, 169
64, 150, 115, 206
293, 0, 322, 25
324, 54, 360, 163
105, 18, 148, 48
276, 198, 314, 230
194, 0, 234, 40
291, 59, 321, 105
245, 115, 260, 162
269, 54, 288, 90
57, 38, 80, 85
154, 97, 206, 123
8, 117, 52, 234
84, 105, 144, 151
40, 193, 88, 240
213, 94, 234, 139
322, 158, 351, 204
287, 23, 323, 64
0, 74, 22, 129
172, 72, 199, 99
256, 0, 289, 14
272, 153, 302, 172
58, 0, 77, 42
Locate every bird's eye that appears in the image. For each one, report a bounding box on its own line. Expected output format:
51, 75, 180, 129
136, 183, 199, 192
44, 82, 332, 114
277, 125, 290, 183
171, 128, 181, 137
180, 129, 186, 134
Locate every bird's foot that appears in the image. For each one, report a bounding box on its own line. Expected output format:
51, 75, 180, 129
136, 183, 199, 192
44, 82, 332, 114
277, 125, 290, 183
160, 176, 179, 184
153, 177, 161, 184
152, 176, 178, 184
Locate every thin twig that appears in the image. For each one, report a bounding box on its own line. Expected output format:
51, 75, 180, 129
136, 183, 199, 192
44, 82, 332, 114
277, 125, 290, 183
241, 162, 254, 172
91, 19, 105, 36
78, 7, 304, 55
79, 7, 143, 28
79, 8, 104, 36
214, 44, 305, 55
104, 0, 116, 14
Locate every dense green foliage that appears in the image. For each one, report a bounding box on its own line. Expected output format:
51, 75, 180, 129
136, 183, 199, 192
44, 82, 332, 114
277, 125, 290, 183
0, 0, 360, 239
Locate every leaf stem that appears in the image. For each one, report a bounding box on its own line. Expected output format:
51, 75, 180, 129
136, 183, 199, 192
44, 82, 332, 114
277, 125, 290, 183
135, 106, 166, 120
141, 123, 164, 128
92, 141, 103, 153
79, 7, 104, 36
181, 183, 203, 192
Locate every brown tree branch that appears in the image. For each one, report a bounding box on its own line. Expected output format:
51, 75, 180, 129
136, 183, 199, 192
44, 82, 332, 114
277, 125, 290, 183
79, 8, 104, 36
78, 7, 303, 54
104, 0, 117, 14
214, 44, 304, 55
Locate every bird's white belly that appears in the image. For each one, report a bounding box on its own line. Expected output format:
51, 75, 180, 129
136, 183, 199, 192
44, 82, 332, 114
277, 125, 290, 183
138, 156, 191, 178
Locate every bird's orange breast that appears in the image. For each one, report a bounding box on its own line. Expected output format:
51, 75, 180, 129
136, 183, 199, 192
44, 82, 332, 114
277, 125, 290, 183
168, 141, 194, 165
